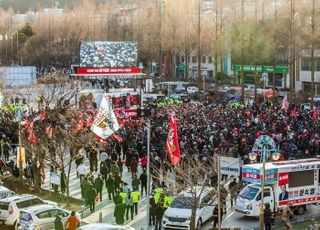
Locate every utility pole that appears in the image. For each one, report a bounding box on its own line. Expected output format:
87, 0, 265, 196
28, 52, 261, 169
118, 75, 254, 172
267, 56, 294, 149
272, 0, 278, 103
240, 0, 245, 102
197, 0, 202, 90
214, 0, 218, 88
146, 120, 151, 230
289, 0, 296, 92
311, 0, 315, 108
217, 155, 221, 230
259, 147, 266, 230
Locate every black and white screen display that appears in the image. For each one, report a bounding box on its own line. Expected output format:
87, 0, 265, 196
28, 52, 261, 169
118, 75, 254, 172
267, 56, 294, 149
80, 41, 138, 68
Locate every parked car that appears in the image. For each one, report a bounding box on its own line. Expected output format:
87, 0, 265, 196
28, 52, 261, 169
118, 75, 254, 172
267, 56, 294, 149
78, 223, 135, 230
308, 95, 320, 102
16, 205, 80, 230
0, 184, 15, 199
187, 86, 199, 94
162, 187, 216, 230
170, 94, 189, 101
218, 85, 230, 93
0, 195, 57, 226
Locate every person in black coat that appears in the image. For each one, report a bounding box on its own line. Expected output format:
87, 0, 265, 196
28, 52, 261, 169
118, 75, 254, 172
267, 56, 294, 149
213, 204, 223, 228
105, 174, 115, 200
154, 203, 164, 230
149, 195, 156, 225
139, 169, 147, 196
264, 203, 272, 230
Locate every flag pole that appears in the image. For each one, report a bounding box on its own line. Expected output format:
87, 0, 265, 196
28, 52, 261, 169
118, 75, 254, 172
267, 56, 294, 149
146, 119, 151, 230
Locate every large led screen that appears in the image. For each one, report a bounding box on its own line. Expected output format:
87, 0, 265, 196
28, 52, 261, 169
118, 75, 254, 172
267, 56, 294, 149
80, 41, 138, 68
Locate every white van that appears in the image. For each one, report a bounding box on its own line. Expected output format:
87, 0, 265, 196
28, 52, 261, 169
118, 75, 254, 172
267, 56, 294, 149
162, 187, 216, 230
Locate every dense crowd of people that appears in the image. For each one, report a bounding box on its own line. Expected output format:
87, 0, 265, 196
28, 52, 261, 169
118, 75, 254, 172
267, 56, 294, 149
1, 96, 319, 228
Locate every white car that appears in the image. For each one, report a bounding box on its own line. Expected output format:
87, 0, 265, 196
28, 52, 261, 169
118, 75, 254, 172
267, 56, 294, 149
187, 87, 199, 94
308, 95, 320, 102
170, 94, 188, 100
16, 205, 80, 230
78, 223, 135, 230
0, 185, 15, 199
0, 195, 57, 226
218, 85, 230, 93
162, 187, 216, 230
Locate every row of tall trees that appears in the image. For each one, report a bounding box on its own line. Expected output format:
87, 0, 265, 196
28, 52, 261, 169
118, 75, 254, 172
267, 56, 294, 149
0, 0, 319, 93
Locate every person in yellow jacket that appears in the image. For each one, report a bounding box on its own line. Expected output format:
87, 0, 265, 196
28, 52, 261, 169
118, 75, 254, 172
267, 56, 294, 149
119, 192, 127, 204
163, 194, 173, 210
154, 187, 164, 205
131, 190, 140, 215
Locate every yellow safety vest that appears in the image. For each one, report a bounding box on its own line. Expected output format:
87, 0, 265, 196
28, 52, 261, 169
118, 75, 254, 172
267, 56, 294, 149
163, 196, 173, 208
155, 187, 164, 195
154, 187, 164, 204
119, 192, 127, 204
131, 191, 140, 203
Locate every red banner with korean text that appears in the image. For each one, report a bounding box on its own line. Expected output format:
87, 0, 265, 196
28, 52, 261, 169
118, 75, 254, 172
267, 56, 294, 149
278, 172, 289, 186
166, 113, 180, 166
77, 67, 141, 75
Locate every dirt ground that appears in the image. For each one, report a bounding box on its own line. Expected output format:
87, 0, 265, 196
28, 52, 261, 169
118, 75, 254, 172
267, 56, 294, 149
0, 174, 84, 229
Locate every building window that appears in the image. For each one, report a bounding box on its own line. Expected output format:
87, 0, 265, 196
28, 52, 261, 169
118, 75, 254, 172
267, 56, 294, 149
301, 57, 311, 71
181, 56, 185, 63
208, 56, 212, 63
202, 56, 206, 63
192, 56, 196, 63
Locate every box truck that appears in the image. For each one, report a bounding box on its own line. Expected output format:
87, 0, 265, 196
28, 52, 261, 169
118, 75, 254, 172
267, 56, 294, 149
235, 158, 320, 216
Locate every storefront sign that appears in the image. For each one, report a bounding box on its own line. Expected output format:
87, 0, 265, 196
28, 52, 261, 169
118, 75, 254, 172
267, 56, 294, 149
232, 65, 288, 74
76, 67, 141, 75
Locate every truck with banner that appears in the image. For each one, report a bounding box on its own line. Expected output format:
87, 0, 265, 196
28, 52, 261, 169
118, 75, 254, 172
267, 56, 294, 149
235, 158, 320, 217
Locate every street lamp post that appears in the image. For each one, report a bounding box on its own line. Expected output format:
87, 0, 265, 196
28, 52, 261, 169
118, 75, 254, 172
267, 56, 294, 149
249, 135, 279, 230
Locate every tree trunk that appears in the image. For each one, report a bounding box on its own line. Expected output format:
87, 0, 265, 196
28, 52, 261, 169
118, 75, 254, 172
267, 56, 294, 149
32, 157, 41, 193
66, 154, 73, 198
190, 207, 197, 230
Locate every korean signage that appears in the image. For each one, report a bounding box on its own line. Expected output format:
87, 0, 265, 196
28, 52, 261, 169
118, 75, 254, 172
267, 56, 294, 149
76, 67, 141, 75
220, 156, 242, 177
113, 108, 143, 119
273, 159, 320, 172
242, 167, 278, 184
278, 172, 289, 186
232, 65, 288, 74
50, 172, 61, 185
242, 167, 261, 183
279, 195, 320, 206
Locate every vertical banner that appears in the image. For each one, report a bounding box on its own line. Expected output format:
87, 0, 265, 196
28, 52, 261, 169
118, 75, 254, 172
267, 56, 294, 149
91, 94, 120, 139
166, 113, 180, 165
16, 147, 26, 169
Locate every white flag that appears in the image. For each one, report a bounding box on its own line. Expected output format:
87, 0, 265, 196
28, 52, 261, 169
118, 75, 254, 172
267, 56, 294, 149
91, 94, 119, 139
281, 93, 288, 112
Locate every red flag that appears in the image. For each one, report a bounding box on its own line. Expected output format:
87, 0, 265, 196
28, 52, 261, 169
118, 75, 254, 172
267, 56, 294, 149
28, 131, 37, 144
291, 107, 297, 117
40, 111, 46, 121
281, 93, 288, 112
313, 107, 318, 122
166, 113, 180, 165
86, 116, 93, 127
45, 124, 53, 138
76, 120, 83, 131
111, 133, 123, 142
